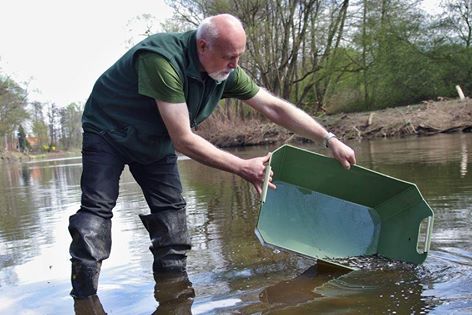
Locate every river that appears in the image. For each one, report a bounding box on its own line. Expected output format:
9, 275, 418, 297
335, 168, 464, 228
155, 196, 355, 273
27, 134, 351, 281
0, 133, 470, 314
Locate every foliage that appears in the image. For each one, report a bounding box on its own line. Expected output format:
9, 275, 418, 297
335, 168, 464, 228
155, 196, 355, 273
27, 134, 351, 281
162, 0, 472, 114
0, 73, 83, 153
1, 0, 470, 151
438, 0, 472, 47
30, 101, 49, 148
58, 103, 83, 150
0, 75, 29, 140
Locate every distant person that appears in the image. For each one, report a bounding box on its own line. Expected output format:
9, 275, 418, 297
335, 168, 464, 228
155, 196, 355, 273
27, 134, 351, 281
68, 13, 356, 299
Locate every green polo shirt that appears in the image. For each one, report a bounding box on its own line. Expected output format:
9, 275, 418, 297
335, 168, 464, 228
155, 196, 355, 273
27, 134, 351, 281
136, 52, 259, 103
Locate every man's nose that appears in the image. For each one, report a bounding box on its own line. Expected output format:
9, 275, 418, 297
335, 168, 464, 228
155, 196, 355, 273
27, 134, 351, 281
228, 57, 239, 69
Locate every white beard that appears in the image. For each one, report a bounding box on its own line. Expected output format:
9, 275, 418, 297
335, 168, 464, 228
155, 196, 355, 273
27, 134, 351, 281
208, 69, 234, 83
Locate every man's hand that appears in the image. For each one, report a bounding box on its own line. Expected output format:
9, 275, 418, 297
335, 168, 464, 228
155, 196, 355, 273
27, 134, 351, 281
245, 90, 357, 170
327, 138, 357, 169
238, 152, 276, 195
156, 100, 277, 196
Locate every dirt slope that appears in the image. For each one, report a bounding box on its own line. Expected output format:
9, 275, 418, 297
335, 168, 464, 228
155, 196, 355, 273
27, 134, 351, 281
198, 98, 472, 147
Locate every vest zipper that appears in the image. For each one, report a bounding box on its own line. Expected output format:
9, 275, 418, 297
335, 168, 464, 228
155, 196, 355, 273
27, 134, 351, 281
192, 79, 206, 130
192, 80, 205, 131
191, 77, 218, 130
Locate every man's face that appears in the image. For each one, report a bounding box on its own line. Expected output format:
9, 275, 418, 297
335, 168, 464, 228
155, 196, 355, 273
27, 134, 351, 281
198, 34, 246, 82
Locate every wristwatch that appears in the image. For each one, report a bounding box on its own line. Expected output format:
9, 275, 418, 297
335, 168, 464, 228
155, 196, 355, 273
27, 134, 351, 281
324, 132, 337, 148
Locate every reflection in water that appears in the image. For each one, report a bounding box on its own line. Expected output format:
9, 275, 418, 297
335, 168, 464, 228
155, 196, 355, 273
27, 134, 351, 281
257, 261, 434, 315
153, 271, 195, 314
74, 295, 107, 315
317, 268, 433, 314
73, 271, 195, 315
259, 262, 350, 309
0, 134, 471, 314
461, 135, 468, 177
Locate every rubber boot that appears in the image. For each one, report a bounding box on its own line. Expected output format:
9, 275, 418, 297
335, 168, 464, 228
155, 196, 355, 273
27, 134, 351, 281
153, 271, 194, 315
70, 260, 102, 299
139, 210, 191, 273
69, 211, 112, 298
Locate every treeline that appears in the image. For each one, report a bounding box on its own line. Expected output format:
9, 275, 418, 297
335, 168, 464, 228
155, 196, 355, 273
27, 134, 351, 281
2, 0, 470, 153
165, 0, 471, 116
0, 74, 82, 153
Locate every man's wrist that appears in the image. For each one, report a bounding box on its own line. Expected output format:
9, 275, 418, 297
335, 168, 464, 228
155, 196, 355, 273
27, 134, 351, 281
324, 132, 337, 148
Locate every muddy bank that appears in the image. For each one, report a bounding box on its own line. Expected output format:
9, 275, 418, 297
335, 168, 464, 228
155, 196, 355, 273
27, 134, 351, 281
2, 99, 470, 162
197, 98, 472, 148
0, 151, 30, 162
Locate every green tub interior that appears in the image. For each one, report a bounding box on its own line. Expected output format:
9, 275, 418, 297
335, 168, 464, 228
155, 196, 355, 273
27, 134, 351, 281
256, 145, 434, 267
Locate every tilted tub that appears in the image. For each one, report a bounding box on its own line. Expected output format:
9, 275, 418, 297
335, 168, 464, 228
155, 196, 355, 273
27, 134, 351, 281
256, 145, 434, 269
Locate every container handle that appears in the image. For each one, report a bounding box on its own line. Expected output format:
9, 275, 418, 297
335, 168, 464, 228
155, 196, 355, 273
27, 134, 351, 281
417, 215, 434, 254
424, 215, 433, 252
261, 165, 271, 204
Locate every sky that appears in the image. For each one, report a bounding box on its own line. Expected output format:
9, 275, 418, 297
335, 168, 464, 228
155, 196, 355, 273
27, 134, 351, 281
0, 0, 441, 107
0, 0, 173, 106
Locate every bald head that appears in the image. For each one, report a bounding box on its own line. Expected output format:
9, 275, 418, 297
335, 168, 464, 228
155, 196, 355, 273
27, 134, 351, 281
196, 14, 246, 82
196, 14, 246, 48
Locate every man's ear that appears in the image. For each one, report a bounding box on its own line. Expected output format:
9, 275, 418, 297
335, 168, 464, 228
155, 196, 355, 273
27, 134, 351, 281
196, 39, 208, 54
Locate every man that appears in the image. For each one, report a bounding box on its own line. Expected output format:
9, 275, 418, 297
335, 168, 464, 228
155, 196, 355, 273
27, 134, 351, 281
68, 13, 356, 299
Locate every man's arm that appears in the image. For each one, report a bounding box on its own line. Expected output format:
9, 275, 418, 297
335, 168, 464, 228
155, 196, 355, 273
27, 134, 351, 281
244, 88, 356, 169
156, 100, 275, 194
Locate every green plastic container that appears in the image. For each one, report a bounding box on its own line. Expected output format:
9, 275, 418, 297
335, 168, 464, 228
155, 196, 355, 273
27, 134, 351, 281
256, 144, 434, 269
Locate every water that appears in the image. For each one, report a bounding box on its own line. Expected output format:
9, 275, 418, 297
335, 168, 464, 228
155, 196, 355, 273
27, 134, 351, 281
0, 133, 470, 314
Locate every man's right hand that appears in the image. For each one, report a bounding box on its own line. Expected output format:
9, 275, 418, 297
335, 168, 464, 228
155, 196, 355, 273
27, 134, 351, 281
157, 100, 277, 196
237, 152, 276, 195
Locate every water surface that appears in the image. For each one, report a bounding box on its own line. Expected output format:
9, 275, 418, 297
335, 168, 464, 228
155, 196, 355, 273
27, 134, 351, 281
0, 133, 470, 314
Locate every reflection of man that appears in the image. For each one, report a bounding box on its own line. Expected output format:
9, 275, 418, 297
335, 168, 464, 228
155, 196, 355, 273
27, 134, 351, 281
73, 273, 194, 315
68, 13, 356, 299
73, 294, 106, 315
259, 262, 350, 307
259, 264, 426, 314
153, 272, 195, 314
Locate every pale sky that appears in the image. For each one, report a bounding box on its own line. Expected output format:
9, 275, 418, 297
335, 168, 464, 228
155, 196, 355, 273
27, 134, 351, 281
0, 0, 441, 107
0, 0, 173, 106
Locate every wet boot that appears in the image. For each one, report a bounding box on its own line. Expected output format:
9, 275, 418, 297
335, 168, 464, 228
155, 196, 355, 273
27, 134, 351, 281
69, 211, 112, 298
139, 210, 191, 273
153, 271, 195, 315
70, 260, 102, 299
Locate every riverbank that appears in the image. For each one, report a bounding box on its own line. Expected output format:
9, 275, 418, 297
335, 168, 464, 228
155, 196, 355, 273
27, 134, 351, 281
2, 98, 470, 162
197, 98, 472, 147
0, 150, 81, 163
0, 150, 31, 162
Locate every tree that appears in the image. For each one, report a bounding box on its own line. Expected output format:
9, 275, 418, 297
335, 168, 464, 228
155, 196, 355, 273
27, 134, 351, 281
430, 0, 472, 96
439, 0, 472, 47
126, 14, 164, 48
0, 75, 29, 151
148, 0, 472, 116
30, 101, 49, 149
166, 0, 351, 114
58, 103, 83, 150
327, 0, 441, 111
47, 103, 59, 150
